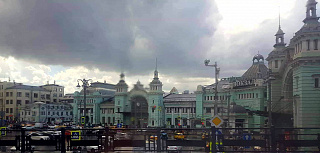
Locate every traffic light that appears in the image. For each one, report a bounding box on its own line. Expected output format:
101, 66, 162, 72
178, 123, 181, 126
202, 122, 204, 125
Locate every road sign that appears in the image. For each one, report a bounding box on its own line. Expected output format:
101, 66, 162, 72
0, 127, 6, 136
117, 123, 122, 128
209, 115, 223, 127
71, 131, 81, 141
81, 117, 85, 125
243, 133, 252, 149
243, 133, 252, 140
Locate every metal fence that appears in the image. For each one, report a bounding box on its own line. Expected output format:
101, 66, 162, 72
0, 126, 320, 152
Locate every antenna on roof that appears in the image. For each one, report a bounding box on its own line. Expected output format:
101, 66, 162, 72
8, 77, 10, 82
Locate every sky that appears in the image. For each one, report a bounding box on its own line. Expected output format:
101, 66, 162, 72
0, 0, 312, 94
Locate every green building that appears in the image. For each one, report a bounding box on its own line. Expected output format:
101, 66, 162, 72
266, 0, 320, 129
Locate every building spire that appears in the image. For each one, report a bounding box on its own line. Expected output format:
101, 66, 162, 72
279, 6, 281, 29
154, 58, 159, 79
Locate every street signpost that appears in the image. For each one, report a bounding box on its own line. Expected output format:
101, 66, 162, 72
117, 123, 122, 128
0, 127, 6, 136
81, 117, 85, 125
209, 115, 224, 127
243, 133, 252, 149
71, 131, 81, 141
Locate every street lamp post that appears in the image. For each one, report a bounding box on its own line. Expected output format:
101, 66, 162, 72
204, 60, 220, 115
266, 69, 275, 128
77, 78, 92, 128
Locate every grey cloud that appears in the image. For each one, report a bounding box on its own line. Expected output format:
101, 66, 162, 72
0, 0, 220, 77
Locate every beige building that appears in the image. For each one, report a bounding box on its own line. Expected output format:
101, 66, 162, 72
0, 81, 64, 123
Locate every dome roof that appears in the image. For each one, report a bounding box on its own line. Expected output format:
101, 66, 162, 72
242, 60, 268, 80
252, 54, 264, 62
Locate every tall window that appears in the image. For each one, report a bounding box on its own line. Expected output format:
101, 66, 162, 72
314, 39, 318, 50
206, 108, 211, 113
307, 40, 310, 50
17, 92, 22, 97
34, 93, 38, 98
275, 60, 279, 68
315, 78, 319, 88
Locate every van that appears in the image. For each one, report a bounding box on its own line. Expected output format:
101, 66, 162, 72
34, 123, 44, 129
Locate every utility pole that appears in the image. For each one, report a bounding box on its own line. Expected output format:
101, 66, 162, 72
205, 60, 220, 115
267, 69, 275, 128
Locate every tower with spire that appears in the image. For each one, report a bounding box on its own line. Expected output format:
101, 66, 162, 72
114, 72, 129, 124
148, 59, 164, 127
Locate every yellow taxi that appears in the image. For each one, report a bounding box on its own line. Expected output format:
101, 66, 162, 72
150, 135, 158, 141
174, 133, 186, 140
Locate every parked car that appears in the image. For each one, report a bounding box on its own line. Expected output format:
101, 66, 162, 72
25, 126, 35, 130
28, 132, 50, 140
48, 125, 56, 129
34, 123, 44, 129
174, 133, 186, 140
167, 146, 182, 153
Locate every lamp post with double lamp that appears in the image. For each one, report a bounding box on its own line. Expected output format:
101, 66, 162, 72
204, 60, 220, 115
76, 78, 92, 128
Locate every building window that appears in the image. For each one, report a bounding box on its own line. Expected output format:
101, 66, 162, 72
6, 108, 9, 113
152, 120, 154, 126
10, 92, 13, 97
66, 112, 68, 116
307, 40, 310, 50
17, 100, 21, 105
10, 100, 13, 104
117, 108, 120, 113
275, 60, 279, 68
206, 108, 211, 113
6, 92, 9, 97
59, 94, 62, 97
315, 39, 318, 50
118, 100, 120, 105
34, 93, 38, 98
48, 112, 50, 115
61, 112, 63, 116
25, 93, 29, 97
315, 78, 319, 88
53, 93, 57, 97
46, 94, 50, 99
6, 100, 9, 104
17, 92, 22, 97
41, 94, 45, 99
10, 108, 13, 113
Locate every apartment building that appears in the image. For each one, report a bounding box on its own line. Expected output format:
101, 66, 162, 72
0, 81, 64, 122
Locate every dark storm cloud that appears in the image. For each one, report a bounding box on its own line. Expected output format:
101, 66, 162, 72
0, 0, 219, 76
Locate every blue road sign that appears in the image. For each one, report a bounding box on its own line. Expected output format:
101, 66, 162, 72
243, 133, 252, 140
0, 127, 6, 136
71, 131, 81, 141
117, 123, 122, 128
216, 130, 222, 135
243, 133, 252, 149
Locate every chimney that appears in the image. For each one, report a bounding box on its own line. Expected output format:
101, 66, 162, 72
47, 81, 49, 85
104, 80, 106, 83
54, 80, 56, 85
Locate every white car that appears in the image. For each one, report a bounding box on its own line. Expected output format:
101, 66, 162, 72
28, 132, 50, 140
24, 126, 34, 130
167, 146, 182, 153
48, 125, 56, 129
